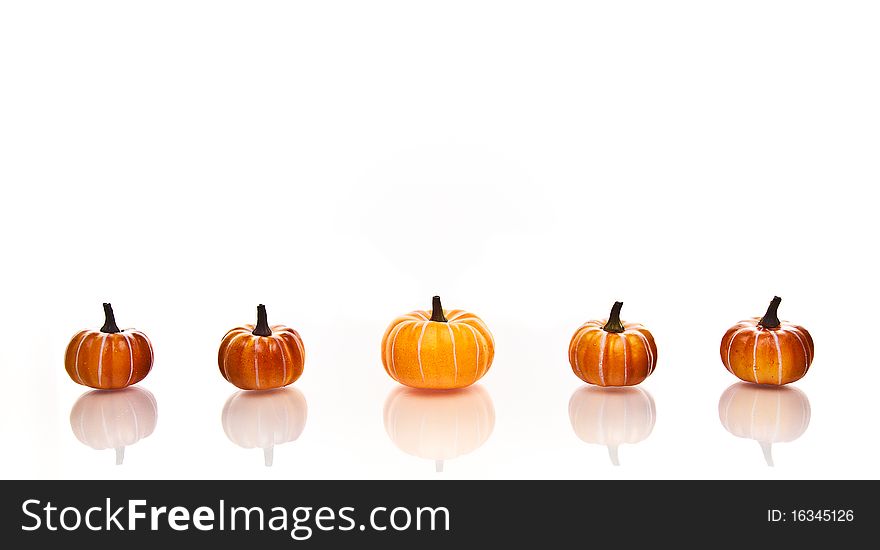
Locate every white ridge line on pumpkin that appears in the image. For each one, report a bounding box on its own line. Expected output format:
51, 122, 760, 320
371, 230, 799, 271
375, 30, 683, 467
572, 327, 590, 380
752, 330, 761, 384
630, 330, 647, 376
388, 322, 405, 379
479, 325, 493, 380
416, 321, 429, 383
447, 311, 466, 321
253, 337, 260, 390
388, 320, 415, 380
465, 323, 480, 384
796, 326, 812, 360
457, 318, 491, 379
771, 331, 783, 384
97, 333, 108, 387
276, 336, 287, 384
782, 326, 810, 378
133, 330, 153, 365
447, 324, 458, 385
577, 321, 601, 331
802, 327, 814, 362
223, 332, 247, 382
725, 326, 751, 375
73, 331, 88, 385
633, 330, 654, 375
598, 332, 607, 386
122, 332, 134, 387
620, 333, 628, 385
467, 317, 494, 347
291, 329, 305, 365
794, 326, 813, 362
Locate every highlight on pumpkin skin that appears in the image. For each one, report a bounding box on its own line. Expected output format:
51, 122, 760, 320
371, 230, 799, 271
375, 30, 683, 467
568, 301, 658, 387
569, 386, 656, 465
718, 383, 811, 466
64, 303, 154, 390
69, 387, 158, 465
381, 296, 495, 390
222, 388, 307, 467
383, 385, 495, 472
218, 304, 305, 391
720, 296, 814, 385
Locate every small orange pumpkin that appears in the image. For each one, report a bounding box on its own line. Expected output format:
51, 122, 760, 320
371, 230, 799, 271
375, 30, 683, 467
568, 302, 657, 387
64, 303, 153, 390
381, 296, 494, 390
720, 297, 814, 385
219, 304, 304, 390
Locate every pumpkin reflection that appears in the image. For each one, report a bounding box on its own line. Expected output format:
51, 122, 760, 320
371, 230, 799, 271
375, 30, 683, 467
569, 386, 656, 465
718, 383, 810, 466
383, 385, 494, 472
221, 388, 307, 466
69, 387, 158, 465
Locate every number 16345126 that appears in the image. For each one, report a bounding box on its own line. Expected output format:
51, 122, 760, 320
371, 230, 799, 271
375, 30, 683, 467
768, 510, 854, 522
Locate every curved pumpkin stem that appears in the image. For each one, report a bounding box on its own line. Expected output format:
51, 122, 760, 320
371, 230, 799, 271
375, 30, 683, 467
602, 302, 625, 333
115, 446, 125, 465
759, 296, 782, 329
253, 304, 273, 337
430, 296, 448, 323
101, 303, 121, 334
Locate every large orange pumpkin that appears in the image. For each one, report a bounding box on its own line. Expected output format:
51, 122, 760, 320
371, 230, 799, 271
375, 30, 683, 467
720, 296, 814, 385
568, 302, 657, 387
219, 305, 305, 390
64, 303, 154, 390
381, 296, 494, 390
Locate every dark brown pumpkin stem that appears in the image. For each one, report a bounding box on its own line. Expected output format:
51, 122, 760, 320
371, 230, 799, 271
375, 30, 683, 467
253, 304, 272, 336
100, 303, 121, 334
430, 296, 448, 323
759, 296, 782, 329
602, 301, 626, 333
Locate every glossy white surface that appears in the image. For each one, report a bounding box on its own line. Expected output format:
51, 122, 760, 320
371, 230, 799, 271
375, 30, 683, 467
0, 1, 878, 479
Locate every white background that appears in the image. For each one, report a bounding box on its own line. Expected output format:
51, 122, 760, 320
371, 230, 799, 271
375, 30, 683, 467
1, 1, 878, 480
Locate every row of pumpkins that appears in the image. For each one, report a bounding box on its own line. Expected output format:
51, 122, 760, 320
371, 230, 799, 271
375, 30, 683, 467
71, 383, 810, 469
64, 296, 815, 391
